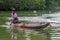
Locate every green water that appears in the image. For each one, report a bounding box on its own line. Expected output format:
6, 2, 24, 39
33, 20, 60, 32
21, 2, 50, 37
0, 11, 51, 40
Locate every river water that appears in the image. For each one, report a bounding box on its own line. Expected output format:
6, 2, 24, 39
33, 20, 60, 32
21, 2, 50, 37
5, 12, 60, 27
1, 12, 60, 29
2, 12, 60, 40
42, 12, 60, 40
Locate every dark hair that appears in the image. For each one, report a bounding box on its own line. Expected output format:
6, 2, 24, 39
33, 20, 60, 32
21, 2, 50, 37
13, 12, 15, 15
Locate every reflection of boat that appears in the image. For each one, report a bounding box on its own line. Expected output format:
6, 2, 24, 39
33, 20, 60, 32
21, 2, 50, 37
10, 22, 50, 28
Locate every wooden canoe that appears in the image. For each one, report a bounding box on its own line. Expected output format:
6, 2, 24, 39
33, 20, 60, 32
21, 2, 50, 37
10, 22, 50, 28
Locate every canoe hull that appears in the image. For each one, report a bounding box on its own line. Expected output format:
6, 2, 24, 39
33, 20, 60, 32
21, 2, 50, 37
22, 22, 50, 28
10, 22, 50, 28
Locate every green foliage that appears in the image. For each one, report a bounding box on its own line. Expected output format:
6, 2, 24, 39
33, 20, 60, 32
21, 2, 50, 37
0, 0, 60, 11
0, 0, 3, 2
45, 0, 60, 10
0, 0, 46, 10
